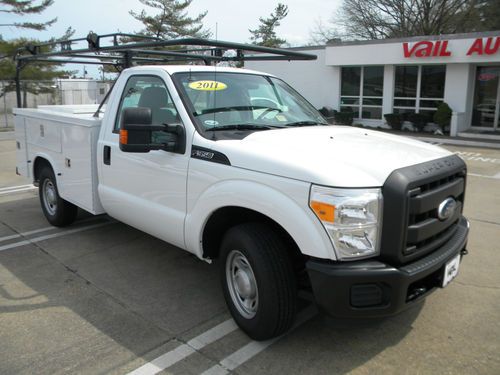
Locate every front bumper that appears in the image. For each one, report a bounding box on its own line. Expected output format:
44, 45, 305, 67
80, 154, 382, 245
306, 216, 469, 318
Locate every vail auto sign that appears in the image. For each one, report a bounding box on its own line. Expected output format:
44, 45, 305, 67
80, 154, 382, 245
403, 37, 500, 58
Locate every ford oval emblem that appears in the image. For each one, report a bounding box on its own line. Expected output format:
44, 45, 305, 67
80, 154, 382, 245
438, 197, 457, 221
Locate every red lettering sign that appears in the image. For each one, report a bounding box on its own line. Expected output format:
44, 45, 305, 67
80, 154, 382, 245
467, 37, 500, 55
403, 40, 451, 58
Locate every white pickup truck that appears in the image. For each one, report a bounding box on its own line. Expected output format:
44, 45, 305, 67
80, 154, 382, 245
14, 65, 469, 340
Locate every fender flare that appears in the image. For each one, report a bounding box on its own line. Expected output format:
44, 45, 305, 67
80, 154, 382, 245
31, 153, 72, 200
32, 153, 61, 182
184, 179, 335, 261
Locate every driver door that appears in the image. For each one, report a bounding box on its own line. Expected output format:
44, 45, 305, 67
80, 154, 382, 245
99, 74, 188, 248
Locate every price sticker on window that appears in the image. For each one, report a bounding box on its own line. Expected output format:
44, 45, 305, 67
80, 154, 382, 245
188, 80, 227, 91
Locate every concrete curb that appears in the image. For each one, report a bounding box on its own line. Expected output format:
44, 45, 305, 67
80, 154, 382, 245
410, 135, 500, 149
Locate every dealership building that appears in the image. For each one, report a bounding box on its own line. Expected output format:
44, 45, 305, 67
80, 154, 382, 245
246, 31, 500, 137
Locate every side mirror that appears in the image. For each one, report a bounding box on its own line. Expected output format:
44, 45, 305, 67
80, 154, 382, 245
119, 107, 186, 154
119, 107, 154, 153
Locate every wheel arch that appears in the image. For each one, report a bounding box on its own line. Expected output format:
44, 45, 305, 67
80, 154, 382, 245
202, 206, 303, 263
185, 180, 335, 262
32, 155, 57, 184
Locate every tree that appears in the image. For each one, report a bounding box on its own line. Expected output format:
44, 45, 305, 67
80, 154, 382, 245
130, 0, 211, 39
0, 0, 56, 31
249, 3, 289, 47
312, 0, 483, 42
0, 27, 75, 107
477, 0, 500, 31
309, 19, 342, 45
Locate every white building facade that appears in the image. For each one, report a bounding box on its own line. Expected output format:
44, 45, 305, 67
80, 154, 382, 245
246, 31, 500, 136
56, 79, 112, 105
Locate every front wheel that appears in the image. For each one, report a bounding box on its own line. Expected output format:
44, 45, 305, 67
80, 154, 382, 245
39, 166, 78, 227
220, 223, 297, 340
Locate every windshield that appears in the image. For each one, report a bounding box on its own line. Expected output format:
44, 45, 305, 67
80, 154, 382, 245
172, 72, 327, 133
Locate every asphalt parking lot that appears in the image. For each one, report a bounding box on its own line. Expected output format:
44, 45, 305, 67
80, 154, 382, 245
0, 132, 499, 375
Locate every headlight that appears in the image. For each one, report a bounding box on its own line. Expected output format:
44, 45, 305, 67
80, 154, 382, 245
309, 185, 383, 260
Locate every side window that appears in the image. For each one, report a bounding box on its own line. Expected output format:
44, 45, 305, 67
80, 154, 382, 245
114, 75, 181, 133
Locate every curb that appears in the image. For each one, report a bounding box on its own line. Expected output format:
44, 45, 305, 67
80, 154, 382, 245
410, 135, 500, 150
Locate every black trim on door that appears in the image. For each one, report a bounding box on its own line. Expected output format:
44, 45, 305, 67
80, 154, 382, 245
103, 145, 111, 165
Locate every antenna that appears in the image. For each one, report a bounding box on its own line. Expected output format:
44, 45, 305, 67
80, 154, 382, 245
211, 22, 219, 140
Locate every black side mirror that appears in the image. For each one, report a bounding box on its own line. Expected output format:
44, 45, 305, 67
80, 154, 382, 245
119, 107, 154, 153
119, 107, 186, 154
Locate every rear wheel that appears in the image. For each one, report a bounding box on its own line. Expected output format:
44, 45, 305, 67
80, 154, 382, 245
39, 166, 78, 227
220, 223, 297, 340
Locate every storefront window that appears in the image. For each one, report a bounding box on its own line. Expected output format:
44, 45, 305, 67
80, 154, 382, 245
394, 66, 418, 97
340, 66, 384, 120
341, 67, 361, 96
393, 65, 446, 122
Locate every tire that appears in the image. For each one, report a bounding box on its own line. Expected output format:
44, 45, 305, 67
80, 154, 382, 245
38, 166, 78, 227
220, 222, 297, 340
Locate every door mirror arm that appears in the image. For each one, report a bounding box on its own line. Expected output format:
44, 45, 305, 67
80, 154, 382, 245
162, 124, 186, 154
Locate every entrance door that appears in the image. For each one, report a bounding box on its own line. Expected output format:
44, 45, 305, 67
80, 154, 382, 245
472, 66, 500, 129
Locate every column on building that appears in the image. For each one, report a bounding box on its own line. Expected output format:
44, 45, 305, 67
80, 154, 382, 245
382, 65, 395, 119
444, 64, 474, 136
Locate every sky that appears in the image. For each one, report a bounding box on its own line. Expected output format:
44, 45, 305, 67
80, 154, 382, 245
1, 0, 341, 77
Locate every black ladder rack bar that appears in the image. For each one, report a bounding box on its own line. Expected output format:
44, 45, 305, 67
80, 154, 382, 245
13, 32, 317, 107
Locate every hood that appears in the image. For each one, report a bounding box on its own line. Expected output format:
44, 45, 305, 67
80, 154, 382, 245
208, 126, 453, 187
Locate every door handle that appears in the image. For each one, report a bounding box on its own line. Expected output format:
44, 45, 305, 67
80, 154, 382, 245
103, 145, 111, 165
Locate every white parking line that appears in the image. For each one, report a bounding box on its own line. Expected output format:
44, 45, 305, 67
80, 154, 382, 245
127, 319, 238, 375
0, 184, 33, 192
0, 216, 109, 243
0, 221, 114, 252
201, 306, 318, 375
468, 173, 500, 179
0, 185, 37, 196
0, 225, 55, 242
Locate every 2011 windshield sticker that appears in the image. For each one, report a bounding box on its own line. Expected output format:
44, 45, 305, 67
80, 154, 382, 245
188, 80, 227, 91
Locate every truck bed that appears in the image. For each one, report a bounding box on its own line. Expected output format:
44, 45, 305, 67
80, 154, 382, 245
13, 105, 106, 215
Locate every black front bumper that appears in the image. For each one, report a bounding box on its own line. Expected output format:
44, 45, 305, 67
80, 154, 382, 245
306, 216, 469, 318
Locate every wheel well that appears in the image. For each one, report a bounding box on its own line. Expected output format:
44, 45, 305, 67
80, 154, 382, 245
33, 157, 52, 183
202, 206, 307, 271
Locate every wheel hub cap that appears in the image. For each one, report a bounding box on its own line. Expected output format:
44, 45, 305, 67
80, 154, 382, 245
43, 180, 57, 215
226, 250, 259, 319
234, 269, 256, 299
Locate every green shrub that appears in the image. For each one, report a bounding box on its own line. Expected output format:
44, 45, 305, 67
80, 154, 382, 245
384, 113, 402, 130
408, 113, 427, 131
433, 102, 452, 132
333, 109, 354, 126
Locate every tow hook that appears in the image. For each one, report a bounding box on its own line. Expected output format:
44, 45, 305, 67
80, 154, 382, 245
407, 287, 427, 302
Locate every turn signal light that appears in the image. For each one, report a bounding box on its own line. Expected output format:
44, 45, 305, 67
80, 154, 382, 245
310, 201, 335, 223
119, 129, 128, 144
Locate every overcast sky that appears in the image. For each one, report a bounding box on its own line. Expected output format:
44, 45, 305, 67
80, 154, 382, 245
1, 0, 341, 77
2, 0, 341, 44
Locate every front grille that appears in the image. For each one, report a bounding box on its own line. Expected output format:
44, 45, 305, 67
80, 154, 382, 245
405, 171, 465, 259
381, 155, 467, 265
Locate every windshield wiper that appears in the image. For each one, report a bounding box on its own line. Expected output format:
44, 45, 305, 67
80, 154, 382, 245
208, 124, 280, 131
284, 121, 323, 127
195, 106, 281, 116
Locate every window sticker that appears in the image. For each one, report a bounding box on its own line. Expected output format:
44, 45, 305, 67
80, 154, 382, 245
204, 120, 219, 126
188, 80, 227, 91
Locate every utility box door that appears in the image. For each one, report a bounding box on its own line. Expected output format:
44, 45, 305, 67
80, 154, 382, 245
14, 115, 29, 178
59, 124, 102, 213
